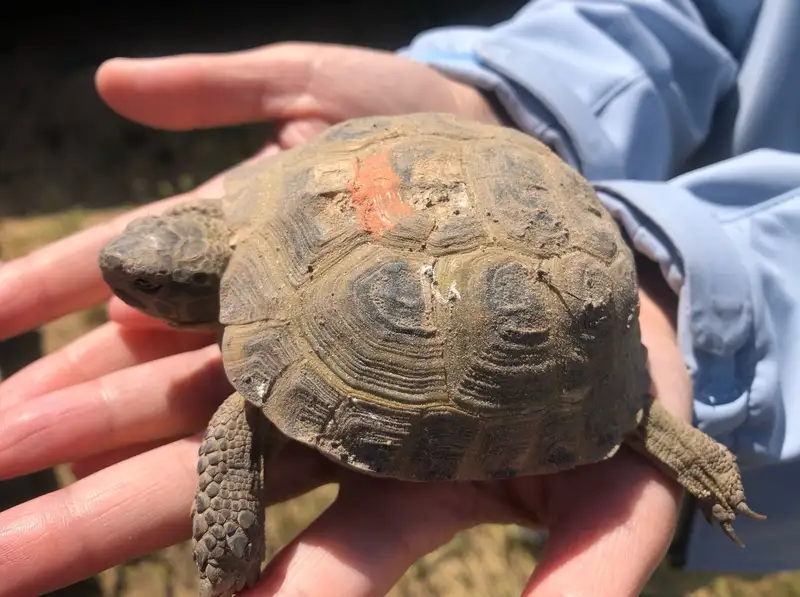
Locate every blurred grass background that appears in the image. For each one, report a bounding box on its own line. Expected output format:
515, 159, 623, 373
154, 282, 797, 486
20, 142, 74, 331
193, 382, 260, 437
1, 1, 799, 595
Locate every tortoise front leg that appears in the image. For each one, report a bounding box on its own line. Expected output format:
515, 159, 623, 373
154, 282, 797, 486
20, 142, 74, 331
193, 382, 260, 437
192, 392, 287, 597
625, 398, 765, 547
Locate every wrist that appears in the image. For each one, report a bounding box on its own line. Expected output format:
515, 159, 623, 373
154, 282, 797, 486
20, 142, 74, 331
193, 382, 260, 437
635, 254, 692, 422
448, 80, 504, 127
635, 253, 678, 332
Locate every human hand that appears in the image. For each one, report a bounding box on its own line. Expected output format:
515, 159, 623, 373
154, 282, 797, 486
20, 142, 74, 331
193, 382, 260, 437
96, 41, 501, 155
0, 268, 687, 597
0, 42, 687, 597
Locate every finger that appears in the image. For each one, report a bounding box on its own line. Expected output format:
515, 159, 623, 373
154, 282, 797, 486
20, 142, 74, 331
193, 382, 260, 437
524, 452, 681, 597
107, 297, 181, 329
0, 345, 228, 480
95, 43, 327, 130
276, 117, 331, 147
0, 322, 215, 409
95, 43, 452, 131
70, 429, 328, 484
0, 437, 332, 597
250, 479, 502, 597
70, 437, 175, 479
106, 296, 221, 333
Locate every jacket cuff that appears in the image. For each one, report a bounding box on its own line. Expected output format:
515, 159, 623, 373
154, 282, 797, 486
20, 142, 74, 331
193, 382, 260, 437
594, 181, 776, 465
398, 30, 589, 176
399, 26, 637, 181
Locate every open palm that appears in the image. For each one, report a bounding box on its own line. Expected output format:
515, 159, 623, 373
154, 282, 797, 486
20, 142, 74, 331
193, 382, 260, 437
0, 43, 687, 597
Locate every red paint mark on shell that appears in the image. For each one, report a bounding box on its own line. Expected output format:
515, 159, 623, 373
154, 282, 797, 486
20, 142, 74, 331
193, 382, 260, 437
347, 152, 412, 237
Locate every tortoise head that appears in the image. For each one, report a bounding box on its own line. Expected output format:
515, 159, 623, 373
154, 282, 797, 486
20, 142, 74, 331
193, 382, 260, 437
99, 210, 232, 329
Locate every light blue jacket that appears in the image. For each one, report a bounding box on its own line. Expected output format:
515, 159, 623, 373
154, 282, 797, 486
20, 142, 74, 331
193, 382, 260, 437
401, 0, 800, 573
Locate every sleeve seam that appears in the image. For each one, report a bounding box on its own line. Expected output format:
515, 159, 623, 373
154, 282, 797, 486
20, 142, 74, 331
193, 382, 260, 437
719, 187, 800, 224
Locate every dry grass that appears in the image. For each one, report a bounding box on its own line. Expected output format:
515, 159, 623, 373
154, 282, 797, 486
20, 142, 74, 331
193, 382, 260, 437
3, 209, 799, 597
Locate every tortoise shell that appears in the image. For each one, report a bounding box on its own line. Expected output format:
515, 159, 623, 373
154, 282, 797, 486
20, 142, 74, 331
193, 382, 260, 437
218, 113, 648, 481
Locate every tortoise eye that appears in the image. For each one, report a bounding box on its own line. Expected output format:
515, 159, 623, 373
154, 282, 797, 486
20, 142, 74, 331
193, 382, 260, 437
133, 278, 161, 294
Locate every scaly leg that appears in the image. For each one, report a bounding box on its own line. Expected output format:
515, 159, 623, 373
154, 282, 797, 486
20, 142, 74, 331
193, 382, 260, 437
626, 398, 765, 547
192, 392, 287, 597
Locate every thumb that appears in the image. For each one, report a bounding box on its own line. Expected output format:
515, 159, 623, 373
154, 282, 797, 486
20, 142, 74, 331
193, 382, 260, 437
95, 42, 480, 132
275, 116, 331, 148
95, 42, 327, 131
524, 452, 681, 597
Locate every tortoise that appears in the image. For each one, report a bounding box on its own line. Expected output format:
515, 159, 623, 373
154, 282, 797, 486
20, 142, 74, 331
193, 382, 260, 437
99, 113, 764, 597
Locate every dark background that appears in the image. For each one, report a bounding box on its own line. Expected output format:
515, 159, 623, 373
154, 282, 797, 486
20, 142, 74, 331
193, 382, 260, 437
0, 2, 525, 60
0, 1, 527, 217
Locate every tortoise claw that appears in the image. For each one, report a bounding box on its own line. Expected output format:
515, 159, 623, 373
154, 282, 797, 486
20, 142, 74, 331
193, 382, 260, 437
721, 521, 746, 548
737, 501, 767, 521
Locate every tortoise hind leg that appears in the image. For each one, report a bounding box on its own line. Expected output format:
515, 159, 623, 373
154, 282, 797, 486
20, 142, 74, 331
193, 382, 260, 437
192, 392, 287, 597
625, 398, 765, 547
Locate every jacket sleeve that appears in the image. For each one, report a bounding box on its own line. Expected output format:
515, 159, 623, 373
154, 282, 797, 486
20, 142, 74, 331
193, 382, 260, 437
400, 1, 800, 468
398, 0, 757, 181
596, 150, 800, 467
